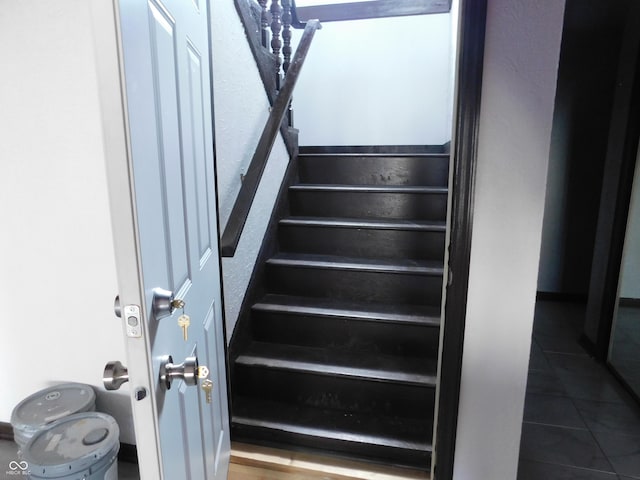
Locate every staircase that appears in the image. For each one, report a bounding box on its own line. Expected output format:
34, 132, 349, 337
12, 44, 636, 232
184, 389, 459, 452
230, 145, 449, 470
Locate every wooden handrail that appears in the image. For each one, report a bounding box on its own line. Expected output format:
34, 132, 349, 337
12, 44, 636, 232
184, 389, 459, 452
221, 19, 321, 257
295, 0, 451, 24
290, 0, 306, 29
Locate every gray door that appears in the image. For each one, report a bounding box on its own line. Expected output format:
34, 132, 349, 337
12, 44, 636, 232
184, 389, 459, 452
102, 0, 230, 478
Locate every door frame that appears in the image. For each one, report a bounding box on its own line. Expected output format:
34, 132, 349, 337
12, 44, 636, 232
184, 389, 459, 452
583, 5, 640, 362
89, 1, 231, 477
90, 0, 487, 475
433, 0, 487, 478
90, 1, 163, 475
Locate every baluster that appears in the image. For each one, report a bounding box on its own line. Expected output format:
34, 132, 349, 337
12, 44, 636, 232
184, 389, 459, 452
270, 0, 283, 76
258, 0, 269, 47
281, 0, 292, 74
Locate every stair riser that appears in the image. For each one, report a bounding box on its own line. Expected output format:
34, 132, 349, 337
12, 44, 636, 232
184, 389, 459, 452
278, 225, 445, 261
289, 191, 447, 221
252, 312, 440, 357
234, 366, 435, 417
267, 265, 443, 305
231, 423, 431, 470
298, 155, 449, 187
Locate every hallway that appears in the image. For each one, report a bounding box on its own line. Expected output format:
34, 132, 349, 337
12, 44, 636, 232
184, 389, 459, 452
518, 300, 640, 479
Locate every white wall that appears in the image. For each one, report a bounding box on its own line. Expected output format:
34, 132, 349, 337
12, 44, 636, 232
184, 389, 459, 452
0, 0, 134, 444
211, 0, 291, 336
619, 148, 640, 299
291, 13, 454, 146
452, 1, 565, 479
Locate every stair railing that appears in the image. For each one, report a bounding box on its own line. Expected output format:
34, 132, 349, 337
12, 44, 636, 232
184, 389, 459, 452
258, 0, 306, 77
220, 17, 321, 257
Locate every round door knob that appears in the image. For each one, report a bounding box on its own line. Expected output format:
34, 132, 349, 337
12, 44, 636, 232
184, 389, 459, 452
113, 295, 122, 318
159, 355, 198, 390
103, 361, 129, 390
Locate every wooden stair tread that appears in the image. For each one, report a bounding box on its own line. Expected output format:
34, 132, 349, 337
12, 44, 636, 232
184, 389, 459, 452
235, 342, 437, 386
266, 253, 444, 275
232, 396, 433, 453
253, 294, 441, 327
298, 152, 449, 158
290, 184, 448, 194
298, 144, 448, 155
279, 216, 446, 232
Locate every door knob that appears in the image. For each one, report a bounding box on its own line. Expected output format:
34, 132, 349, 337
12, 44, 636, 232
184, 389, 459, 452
103, 360, 129, 390
152, 288, 185, 320
159, 355, 199, 389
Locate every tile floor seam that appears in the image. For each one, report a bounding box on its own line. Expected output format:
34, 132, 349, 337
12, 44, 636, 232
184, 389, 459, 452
522, 420, 589, 431
521, 458, 620, 476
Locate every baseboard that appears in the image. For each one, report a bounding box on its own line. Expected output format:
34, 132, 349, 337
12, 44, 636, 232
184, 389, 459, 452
118, 443, 139, 464
0, 422, 12, 441
0, 421, 138, 464
536, 291, 588, 303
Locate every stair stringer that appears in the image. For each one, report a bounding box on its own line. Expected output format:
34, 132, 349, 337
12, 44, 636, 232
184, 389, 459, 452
227, 147, 301, 379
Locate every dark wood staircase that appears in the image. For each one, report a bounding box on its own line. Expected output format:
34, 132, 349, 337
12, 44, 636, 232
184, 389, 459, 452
229, 145, 449, 470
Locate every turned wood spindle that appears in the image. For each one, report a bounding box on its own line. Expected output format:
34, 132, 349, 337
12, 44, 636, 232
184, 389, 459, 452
258, 0, 269, 47
281, 0, 292, 74
270, 0, 283, 74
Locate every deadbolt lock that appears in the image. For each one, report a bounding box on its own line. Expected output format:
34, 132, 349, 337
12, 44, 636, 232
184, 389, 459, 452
152, 288, 185, 320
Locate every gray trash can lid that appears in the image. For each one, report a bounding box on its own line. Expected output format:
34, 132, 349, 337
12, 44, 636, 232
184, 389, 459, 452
22, 412, 119, 477
11, 383, 96, 433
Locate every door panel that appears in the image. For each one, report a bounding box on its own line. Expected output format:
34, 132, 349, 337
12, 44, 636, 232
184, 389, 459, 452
107, 0, 230, 477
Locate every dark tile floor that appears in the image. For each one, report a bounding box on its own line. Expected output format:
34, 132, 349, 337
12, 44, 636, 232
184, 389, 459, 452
518, 300, 640, 479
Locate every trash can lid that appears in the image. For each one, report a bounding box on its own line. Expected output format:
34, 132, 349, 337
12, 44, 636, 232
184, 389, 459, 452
11, 383, 96, 432
22, 412, 119, 477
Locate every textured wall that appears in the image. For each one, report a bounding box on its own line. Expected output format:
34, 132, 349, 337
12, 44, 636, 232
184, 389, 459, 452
211, 0, 291, 337
453, 1, 565, 478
